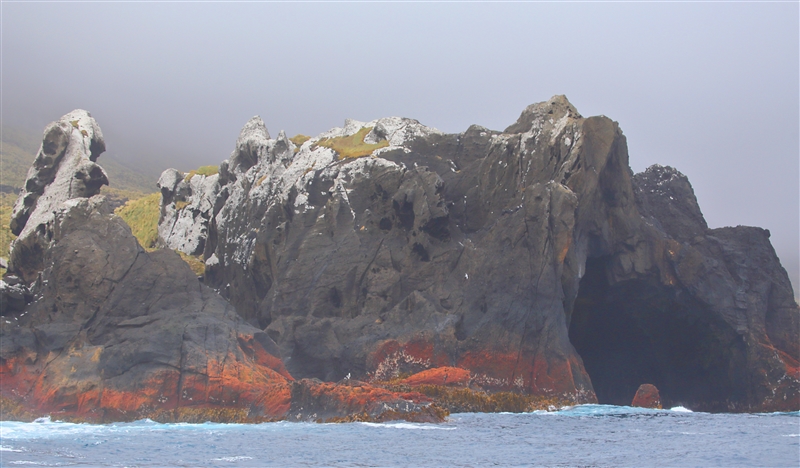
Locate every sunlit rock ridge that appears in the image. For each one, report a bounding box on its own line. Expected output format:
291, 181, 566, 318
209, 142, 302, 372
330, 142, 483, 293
157, 95, 799, 412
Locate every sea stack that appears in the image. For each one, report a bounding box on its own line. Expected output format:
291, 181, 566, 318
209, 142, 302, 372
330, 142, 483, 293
631, 384, 662, 409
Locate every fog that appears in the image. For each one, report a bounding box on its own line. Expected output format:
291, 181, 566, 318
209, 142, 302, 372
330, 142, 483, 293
2, 2, 798, 295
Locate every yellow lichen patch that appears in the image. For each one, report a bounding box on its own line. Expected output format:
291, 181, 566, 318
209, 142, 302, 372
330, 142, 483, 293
80, 129, 89, 137
257, 175, 268, 186
386, 384, 573, 414
149, 407, 252, 424
177, 251, 205, 277
115, 192, 161, 250
314, 127, 388, 160
290, 134, 311, 152
0, 396, 38, 422
184, 165, 219, 182
70, 120, 79, 128
0, 193, 18, 274
112, 192, 203, 276
302, 161, 316, 176
177, 407, 283, 424
324, 405, 448, 424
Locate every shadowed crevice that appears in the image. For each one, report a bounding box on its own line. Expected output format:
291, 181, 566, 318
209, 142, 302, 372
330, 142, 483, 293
568, 257, 748, 411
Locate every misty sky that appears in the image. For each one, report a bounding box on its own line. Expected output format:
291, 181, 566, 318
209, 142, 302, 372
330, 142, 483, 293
2, 2, 798, 295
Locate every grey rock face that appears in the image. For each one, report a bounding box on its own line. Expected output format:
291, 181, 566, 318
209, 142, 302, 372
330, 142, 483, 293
156, 96, 798, 411
231, 116, 271, 173
2, 110, 109, 314
0, 197, 293, 420
3, 111, 446, 424
158, 97, 605, 395
7, 110, 108, 284
633, 164, 708, 243
569, 164, 799, 410
0, 111, 295, 420
157, 168, 220, 255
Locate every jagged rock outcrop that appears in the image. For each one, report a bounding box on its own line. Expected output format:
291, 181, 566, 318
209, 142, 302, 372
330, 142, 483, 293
0, 111, 441, 423
156, 168, 220, 256
8, 110, 108, 285
1, 111, 109, 315
159, 95, 799, 412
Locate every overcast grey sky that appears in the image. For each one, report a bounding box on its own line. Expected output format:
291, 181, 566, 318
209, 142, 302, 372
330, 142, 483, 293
2, 2, 798, 295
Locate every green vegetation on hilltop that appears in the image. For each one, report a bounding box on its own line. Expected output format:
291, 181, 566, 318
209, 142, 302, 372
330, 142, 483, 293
0, 193, 17, 275
184, 165, 218, 181
315, 127, 388, 159
114, 192, 205, 277
177, 251, 206, 276
115, 192, 161, 250
290, 134, 311, 152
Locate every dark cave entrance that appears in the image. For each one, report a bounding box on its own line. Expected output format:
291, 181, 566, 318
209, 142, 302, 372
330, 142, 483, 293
568, 257, 748, 411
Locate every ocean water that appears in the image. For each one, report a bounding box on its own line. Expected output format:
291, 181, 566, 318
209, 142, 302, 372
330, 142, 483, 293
1, 405, 798, 467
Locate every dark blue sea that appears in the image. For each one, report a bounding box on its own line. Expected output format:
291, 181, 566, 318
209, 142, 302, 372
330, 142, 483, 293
1, 405, 798, 467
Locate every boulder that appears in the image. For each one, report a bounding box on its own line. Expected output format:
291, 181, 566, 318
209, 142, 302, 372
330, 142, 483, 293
631, 384, 662, 409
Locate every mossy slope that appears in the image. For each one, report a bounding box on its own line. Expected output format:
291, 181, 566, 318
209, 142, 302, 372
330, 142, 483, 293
315, 127, 388, 159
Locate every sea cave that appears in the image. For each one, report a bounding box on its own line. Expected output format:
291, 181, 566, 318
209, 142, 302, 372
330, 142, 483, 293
568, 257, 749, 411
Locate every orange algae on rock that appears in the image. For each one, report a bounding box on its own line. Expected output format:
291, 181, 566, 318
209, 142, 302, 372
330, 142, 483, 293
1, 351, 295, 423
400, 367, 471, 387
236, 333, 293, 380
394, 384, 575, 414
287, 378, 446, 423
457, 349, 591, 397
631, 384, 662, 409
368, 337, 595, 403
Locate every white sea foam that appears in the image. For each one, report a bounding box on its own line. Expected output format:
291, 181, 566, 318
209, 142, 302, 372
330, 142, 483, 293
0, 445, 23, 452
670, 406, 693, 413
359, 422, 456, 430
211, 456, 254, 461
8, 462, 54, 466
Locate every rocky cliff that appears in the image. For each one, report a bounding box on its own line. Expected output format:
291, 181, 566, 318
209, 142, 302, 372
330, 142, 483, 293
0, 111, 441, 423
1, 98, 797, 420
155, 96, 799, 412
